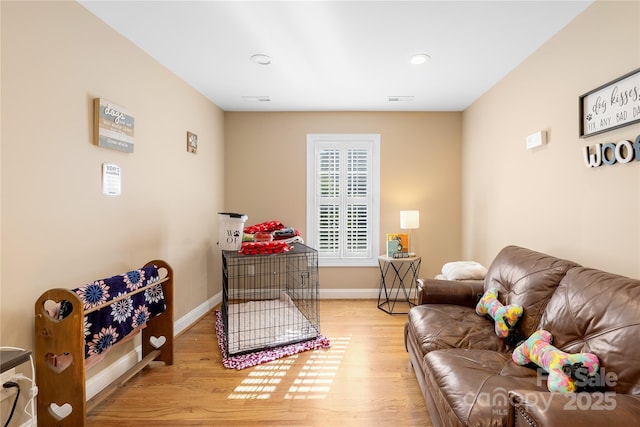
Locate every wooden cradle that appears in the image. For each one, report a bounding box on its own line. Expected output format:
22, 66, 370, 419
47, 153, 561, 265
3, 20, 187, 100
34, 260, 174, 426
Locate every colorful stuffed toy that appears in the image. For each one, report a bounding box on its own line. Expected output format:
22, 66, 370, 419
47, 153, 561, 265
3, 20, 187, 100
475, 288, 523, 340
512, 329, 600, 393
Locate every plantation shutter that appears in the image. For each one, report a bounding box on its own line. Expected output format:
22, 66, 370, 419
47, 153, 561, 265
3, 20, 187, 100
318, 148, 340, 254
345, 149, 369, 254
307, 134, 380, 267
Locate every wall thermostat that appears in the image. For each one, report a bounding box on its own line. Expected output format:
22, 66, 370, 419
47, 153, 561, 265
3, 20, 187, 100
526, 131, 547, 150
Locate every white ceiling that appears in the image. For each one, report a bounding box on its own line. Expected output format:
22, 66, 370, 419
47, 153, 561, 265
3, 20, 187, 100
79, 1, 593, 112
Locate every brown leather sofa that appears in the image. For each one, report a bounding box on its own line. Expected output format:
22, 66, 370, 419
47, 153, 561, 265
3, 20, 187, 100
404, 245, 640, 426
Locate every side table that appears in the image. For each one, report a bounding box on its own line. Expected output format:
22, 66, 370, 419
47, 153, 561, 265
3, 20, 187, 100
377, 255, 422, 314
1, 349, 32, 373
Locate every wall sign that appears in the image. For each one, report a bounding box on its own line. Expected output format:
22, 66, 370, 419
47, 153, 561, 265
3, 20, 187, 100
94, 98, 135, 153
579, 68, 640, 138
187, 131, 198, 154
102, 163, 122, 196
582, 134, 640, 168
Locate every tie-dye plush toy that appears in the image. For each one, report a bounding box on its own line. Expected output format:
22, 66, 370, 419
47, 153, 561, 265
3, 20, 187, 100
512, 329, 600, 393
475, 288, 523, 339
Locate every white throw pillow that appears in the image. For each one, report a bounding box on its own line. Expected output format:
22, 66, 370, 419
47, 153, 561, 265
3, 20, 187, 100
441, 261, 487, 281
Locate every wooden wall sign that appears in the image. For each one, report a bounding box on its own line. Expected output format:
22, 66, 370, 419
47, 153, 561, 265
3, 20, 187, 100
94, 98, 135, 153
579, 68, 640, 138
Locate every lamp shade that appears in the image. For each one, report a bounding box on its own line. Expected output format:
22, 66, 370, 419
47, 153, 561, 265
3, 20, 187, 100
400, 210, 420, 229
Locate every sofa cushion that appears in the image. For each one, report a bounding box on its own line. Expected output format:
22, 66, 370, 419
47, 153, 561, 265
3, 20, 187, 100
424, 349, 546, 426
484, 245, 580, 341
539, 267, 640, 395
510, 390, 640, 426
406, 304, 508, 357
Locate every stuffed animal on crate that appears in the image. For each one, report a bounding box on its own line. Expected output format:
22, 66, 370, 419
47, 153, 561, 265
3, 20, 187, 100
512, 329, 600, 393
475, 288, 523, 345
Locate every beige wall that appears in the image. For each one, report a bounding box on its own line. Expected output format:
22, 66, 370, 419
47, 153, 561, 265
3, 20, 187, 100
0, 0, 224, 377
224, 112, 463, 288
462, 0, 640, 277
5, 0, 637, 421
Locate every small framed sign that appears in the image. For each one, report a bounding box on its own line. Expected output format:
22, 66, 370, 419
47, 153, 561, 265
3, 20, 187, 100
579, 68, 640, 138
94, 98, 135, 152
187, 131, 198, 154
102, 163, 121, 196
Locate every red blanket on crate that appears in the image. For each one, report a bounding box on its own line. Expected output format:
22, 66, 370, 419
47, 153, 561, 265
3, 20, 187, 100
243, 220, 285, 234
240, 220, 301, 255
239, 241, 293, 255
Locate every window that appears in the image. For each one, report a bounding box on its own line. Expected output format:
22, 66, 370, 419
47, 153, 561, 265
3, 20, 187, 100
306, 134, 380, 267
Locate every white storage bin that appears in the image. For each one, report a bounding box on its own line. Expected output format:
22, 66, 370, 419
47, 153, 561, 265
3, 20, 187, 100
218, 212, 248, 250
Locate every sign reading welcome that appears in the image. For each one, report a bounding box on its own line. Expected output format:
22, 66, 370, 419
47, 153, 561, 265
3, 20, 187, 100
94, 98, 135, 153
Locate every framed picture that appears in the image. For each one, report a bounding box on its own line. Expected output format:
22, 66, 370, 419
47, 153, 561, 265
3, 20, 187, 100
386, 233, 409, 258
187, 131, 198, 153
579, 68, 640, 138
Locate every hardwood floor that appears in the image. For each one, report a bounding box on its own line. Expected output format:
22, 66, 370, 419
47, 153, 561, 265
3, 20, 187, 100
87, 300, 432, 426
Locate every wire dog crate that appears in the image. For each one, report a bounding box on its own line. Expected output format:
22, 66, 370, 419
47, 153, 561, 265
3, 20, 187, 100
221, 243, 320, 357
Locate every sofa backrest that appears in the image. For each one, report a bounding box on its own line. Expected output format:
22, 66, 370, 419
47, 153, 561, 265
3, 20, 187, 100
484, 246, 580, 341
539, 267, 640, 395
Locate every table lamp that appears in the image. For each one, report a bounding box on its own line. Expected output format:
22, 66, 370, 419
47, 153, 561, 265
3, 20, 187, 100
400, 210, 420, 256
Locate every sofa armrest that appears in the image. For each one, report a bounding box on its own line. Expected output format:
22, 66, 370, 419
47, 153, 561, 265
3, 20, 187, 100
416, 278, 484, 307
508, 389, 640, 427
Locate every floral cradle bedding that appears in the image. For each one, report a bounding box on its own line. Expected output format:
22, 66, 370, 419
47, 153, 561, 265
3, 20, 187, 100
47, 264, 166, 366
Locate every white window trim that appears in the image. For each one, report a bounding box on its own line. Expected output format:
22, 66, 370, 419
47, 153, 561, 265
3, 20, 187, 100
306, 134, 380, 267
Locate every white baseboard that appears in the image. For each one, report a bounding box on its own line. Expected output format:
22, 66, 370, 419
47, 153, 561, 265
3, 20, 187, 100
174, 293, 222, 335
319, 288, 379, 299
85, 289, 375, 399
86, 293, 221, 400
85, 350, 139, 401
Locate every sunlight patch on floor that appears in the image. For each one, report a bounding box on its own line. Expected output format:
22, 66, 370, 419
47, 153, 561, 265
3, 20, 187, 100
227, 337, 350, 400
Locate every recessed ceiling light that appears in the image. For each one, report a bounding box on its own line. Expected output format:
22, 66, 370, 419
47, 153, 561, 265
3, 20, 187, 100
410, 53, 431, 65
250, 54, 272, 65
242, 96, 271, 102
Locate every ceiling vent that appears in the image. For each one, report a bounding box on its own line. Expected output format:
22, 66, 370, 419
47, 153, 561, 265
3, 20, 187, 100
388, 96, 414, 102
242, 96, 271, 102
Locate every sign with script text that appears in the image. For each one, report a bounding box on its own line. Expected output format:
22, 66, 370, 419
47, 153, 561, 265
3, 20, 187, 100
580, 69, 640, 138
94, 98, 135, 153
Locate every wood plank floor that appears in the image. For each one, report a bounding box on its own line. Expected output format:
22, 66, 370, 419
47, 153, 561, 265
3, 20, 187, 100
87, 300, 432, 426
